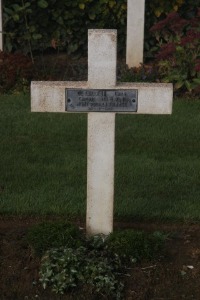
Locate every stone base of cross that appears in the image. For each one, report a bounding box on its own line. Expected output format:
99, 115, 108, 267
31, 29, 173, 236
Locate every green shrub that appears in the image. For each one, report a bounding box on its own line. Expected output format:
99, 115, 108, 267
107, 229, 166, 261
30, 225, 166, 298
3, 0, 127, 57
40, 247, 87, 293
119, 64, 159, 83
2, 0, 191, 59
27, 221, 84, 256
150, 11, 200, 94
39, 242, 124, 298
146, 0, 184, 18
178, 0, 200, 19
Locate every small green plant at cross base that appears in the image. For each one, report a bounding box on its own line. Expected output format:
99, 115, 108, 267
27, 222, 166, 299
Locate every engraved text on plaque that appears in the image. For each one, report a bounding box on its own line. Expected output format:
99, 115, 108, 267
66, 89, 138, 112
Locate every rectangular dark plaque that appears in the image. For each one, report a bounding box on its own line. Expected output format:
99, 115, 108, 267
65, 89, 138, 112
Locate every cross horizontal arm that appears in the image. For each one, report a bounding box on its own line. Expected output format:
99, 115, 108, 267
31, 81, 87, 113
31, 81, 173, 115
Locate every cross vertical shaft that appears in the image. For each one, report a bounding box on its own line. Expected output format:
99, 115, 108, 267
86, 30, 117, 235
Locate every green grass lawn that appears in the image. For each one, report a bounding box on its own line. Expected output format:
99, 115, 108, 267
0, 94, 200, 221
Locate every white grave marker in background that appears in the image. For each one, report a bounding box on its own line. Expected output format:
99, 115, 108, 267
31, 29, 173, 235
0, 0, 3, 51
126, 0, 145, 68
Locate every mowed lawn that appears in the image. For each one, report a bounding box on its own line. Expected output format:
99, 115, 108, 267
0, 94, 200, 221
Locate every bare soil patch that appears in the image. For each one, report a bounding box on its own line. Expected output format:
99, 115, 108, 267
0, 216, 200, 299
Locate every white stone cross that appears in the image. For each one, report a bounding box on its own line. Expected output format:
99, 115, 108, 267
31, 29, 173, 236
0, 0, 3, 51
126, 0, 145, 68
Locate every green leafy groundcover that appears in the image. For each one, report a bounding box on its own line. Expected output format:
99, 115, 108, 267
27, 222, 166, 299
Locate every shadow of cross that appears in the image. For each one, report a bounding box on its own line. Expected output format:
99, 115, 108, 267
31, 29, 173, 236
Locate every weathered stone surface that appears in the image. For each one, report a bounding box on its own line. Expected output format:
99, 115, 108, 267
86, 30, 116, 235
88, 29, 117, 89
126, 0, 145, 68
31, 81, 173, 115
31, 29, 173, 236
31, 81, 87, 113
87, 113, 115, 235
